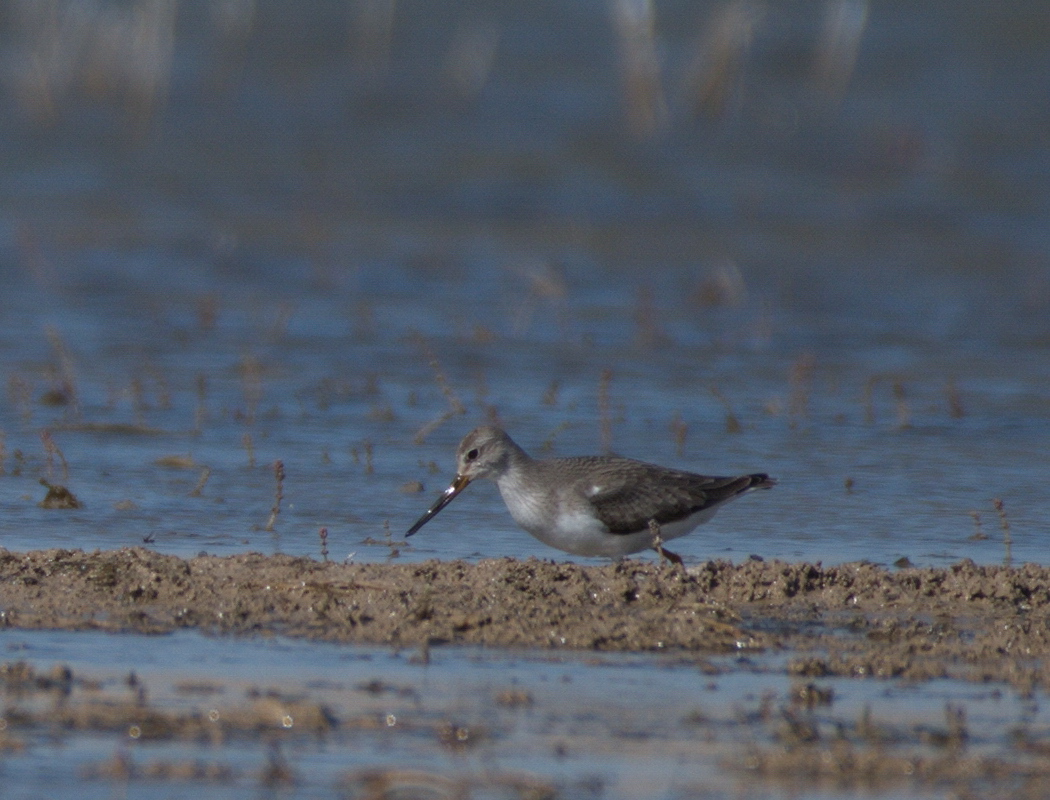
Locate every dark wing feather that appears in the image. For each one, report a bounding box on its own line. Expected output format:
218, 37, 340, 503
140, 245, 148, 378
554, 456, 771, 535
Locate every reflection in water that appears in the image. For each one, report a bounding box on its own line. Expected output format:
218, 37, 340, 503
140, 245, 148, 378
0, 629, 1047, 799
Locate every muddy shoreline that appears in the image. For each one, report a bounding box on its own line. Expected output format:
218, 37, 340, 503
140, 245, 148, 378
4, 547, 1050, 797
1, 547, 1047, 690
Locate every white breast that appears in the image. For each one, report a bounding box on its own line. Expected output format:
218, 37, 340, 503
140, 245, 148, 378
496, 477, 638, 556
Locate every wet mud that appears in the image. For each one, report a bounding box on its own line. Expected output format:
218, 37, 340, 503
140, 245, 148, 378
1, 548, 1048, 687
4, 548, 1050, 797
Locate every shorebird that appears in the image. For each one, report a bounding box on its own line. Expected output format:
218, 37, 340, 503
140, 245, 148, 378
406, 426, 775, 563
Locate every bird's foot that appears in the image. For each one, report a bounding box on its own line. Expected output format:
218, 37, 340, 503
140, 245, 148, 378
653, 543, 684, 568
648, 519, 685, 571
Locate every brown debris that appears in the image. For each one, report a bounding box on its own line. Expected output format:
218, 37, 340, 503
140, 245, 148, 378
37, 480, 82, 509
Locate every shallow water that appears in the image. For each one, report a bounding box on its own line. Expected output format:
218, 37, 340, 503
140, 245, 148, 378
0, 1, 1046, 569
0, 1, 1047, 796
0, 628, 1044, 799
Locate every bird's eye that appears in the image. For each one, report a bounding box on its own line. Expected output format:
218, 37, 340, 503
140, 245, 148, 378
466, 448, 479, 461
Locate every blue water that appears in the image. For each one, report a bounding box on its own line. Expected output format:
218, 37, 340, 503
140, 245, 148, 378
0, 249, 1043, 566
0, 1, 1046, 569
0, 628, 1041, 799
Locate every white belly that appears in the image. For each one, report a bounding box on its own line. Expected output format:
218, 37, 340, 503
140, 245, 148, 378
498, 480, 712, 558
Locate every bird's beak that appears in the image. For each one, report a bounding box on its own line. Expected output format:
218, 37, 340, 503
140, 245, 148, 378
406, 473, 471, 537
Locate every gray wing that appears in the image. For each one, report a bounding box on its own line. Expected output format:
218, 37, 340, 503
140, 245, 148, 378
562, 457, 769, 535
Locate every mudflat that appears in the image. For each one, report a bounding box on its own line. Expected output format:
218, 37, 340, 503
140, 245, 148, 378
0, 547, 1047, 690
3, 548, 1050, 796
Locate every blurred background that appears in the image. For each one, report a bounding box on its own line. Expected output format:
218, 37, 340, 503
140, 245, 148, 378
0, 0, 1047, 565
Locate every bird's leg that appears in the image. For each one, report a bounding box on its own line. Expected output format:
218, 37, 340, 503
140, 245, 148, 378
657, 546, 684, 567
648, 519, 684, 568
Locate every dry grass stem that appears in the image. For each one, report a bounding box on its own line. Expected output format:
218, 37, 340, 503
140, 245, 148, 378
812, 0, 869, 100
131, 377, 147, 426
632, 285, 669, 348
993, 498, 1012, 567
414, 411, 458, 445
8, 375, 32, 423
946, 380, 965, 419
680, 0, 760, 120
269, 303, 295, 341
265, 460, 285, 532
542, 379, 560, 406
189, 468, 211, 498
509, 257, 569, 336
788, 353, 815, 426
893, 382, 911, 429
670, 412, 688, 455
711, 386, 742, 434
443, 19, 500, 100
40, 429, 69, 483
196, 294, 219, 331
412, 336, 466, 443
8, 1, 176, 124
44, 327, 79, 414
598, 368, 614, 454
968, 510, 986, 541
147, 363, 172, 410
861, 376, 877, 425
691, 260, 748, 307
611, 0, 667, 137
351, 0, 396, 80
194, 373, 208, 434
240, 356, 263, 425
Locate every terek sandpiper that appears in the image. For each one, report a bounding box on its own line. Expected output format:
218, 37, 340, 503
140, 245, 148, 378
406, 426, 775, 563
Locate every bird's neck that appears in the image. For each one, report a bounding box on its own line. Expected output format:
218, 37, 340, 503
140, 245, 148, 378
493, 440, 533, 489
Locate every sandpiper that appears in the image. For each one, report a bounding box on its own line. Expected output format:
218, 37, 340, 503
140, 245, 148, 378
406, 425, 775, 563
